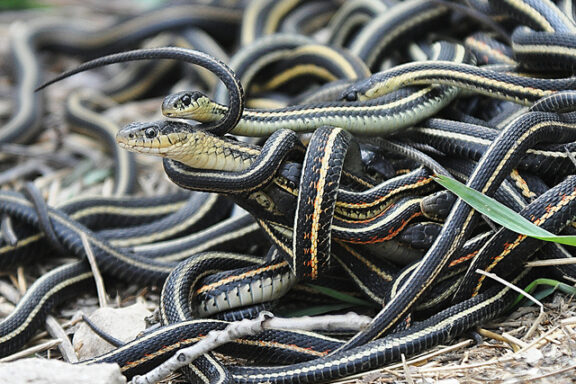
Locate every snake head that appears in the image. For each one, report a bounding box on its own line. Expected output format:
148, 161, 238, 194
162, 91, 224, 123
341, 89, 359, 102
116, 121, 160, 153
341, 78, 374, 102
116, 120, 194, 156
116, 120, 244, 170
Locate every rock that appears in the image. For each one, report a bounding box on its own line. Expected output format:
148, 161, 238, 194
73, 302, 151, 360
0, 358, 125, 384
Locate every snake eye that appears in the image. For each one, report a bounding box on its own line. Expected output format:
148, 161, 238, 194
144, 127, 157, 139
181, 94, 192, 106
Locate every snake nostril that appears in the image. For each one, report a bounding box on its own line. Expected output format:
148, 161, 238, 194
128, 133, 134, 139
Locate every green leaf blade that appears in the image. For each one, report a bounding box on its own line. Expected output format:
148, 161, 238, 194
434, 175, 576, 246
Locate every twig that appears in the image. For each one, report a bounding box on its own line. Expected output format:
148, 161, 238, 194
560, 316, 576, 326
526, 258, 576, 267
16, 266, 26, 295
331, 339, 475, 383
47, 179, 62, 207
475, 269, 544, 339
403, 355, 516, 374
80, 232, 108, 308
45, 315, 78, 363
131, 312, 372, 384
0, 143, 75, 166
501, 332, 528, 349
374, 367, 405, 379
560, 325, 576, 350
527, 363, 576, 381
8, 274, 18, 290
0, 339, 62, 362
132, 312, 273, 384
264, 312, 371, 331
515, 325, 560, 354
565, 146, 576, 169
401, 353, 415, 384
0, 279, 22, 305
29, 312, 86, 344
477, 328, 521, 352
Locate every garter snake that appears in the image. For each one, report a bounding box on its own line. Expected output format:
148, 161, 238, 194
453, 174, 576, 301
162, 41, 468, 136
0, 261, 95, 357
338, 111, 576, 350
464, 32, 517, 65
292, 127, 350, 280
38, 47, 245, 137
341, 60, 576, 105
280, 1, 337, 36
7, 1, 576, 383
407, 118, 576, 177
511, 28, 576, 70
133, 214, 265, 262
490, 0, 576, 33
86, 269, 532, 383
104, 110, 576, 382
212, 33, 313, 104
37, 42, 467, 137
246, 43, 370, 95
3, 3, 242, 144
241, 0, 307, 46
115, 120, 434, 246
349, 0, 449, 69
326, 0, 388, 48
0, 192, 232, 268
0, 193, 189, 266
161, 85, 457, 137
62, 32, 189, 196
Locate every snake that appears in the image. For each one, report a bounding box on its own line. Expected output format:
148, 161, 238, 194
4, 1, 576, 383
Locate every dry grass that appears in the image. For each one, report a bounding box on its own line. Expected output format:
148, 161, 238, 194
348, 295, 576, 383
2, 262, 575, 382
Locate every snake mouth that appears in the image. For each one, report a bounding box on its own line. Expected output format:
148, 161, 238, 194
116, 121, 198, 160
116, 139, 164, 155
116, 121, 164, 154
